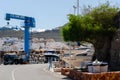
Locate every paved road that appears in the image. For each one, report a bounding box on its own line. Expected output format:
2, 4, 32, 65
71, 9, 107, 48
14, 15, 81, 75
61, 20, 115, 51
0, 64, 71, 80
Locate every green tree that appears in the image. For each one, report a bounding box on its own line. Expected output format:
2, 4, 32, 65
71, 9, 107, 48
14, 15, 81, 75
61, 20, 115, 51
62, 2, 120, 63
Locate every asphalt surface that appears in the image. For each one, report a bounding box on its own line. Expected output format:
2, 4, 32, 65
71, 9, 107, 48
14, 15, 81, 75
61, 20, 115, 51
0, 64, 71, 80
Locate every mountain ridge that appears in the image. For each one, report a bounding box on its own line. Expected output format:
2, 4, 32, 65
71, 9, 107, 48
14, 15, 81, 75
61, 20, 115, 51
0, 27, 63, 42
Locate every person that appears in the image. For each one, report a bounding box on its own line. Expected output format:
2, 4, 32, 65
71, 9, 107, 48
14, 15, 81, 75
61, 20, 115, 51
48, 57, 53, 70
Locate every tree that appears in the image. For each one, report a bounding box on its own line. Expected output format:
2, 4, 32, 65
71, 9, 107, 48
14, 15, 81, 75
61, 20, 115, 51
62, 2, 120, 64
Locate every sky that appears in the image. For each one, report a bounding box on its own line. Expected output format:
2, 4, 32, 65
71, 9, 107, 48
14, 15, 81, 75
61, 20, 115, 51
0, 0, 120, 31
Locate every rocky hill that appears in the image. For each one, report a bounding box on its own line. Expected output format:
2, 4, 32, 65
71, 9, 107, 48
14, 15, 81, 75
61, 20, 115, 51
32, 29, 63, 41
0, 27, 63, 42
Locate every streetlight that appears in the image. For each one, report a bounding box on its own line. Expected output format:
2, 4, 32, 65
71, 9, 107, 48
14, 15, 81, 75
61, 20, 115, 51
73, 5, 77, 15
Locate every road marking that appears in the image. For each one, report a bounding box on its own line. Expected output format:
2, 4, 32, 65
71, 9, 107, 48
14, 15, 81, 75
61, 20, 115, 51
11, 65, 30, 80
12, 68, 17, 80
11, 66, 22, 80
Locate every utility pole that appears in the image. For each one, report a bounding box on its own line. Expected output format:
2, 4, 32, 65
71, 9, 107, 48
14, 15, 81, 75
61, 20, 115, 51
77, 0, 79, 15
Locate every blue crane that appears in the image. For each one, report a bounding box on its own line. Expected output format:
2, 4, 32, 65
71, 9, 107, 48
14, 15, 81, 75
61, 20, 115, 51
5, 13, 35, 62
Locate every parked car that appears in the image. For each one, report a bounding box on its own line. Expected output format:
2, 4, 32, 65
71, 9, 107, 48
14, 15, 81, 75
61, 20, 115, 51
3, 54, 18, 65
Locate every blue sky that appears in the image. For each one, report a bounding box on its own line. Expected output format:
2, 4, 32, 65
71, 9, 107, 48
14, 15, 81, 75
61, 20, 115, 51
0, 0, 120, 31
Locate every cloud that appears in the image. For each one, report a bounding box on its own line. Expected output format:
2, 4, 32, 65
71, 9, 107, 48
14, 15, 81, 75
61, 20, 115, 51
31, 28, 45, 32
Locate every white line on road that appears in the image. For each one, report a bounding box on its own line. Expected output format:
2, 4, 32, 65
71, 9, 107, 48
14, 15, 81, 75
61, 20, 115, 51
11, 66, 21, 80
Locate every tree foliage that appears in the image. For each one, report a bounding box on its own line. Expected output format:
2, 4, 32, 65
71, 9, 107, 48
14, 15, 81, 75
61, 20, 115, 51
62, 2, 119, 45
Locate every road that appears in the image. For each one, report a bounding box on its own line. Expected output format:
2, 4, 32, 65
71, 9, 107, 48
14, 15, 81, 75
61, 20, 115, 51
0, 64, 71, 80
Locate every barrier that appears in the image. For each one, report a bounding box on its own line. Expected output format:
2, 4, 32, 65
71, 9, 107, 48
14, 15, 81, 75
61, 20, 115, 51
68, 69, 120, 80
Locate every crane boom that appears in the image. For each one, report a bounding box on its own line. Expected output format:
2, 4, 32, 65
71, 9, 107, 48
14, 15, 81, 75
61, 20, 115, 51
6, 13, 35, 27
5, 13, 36, 62
6, 13, 26, 20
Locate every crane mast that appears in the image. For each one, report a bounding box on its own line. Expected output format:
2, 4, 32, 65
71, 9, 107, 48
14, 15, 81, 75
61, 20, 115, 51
5, 13, 35, 62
